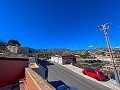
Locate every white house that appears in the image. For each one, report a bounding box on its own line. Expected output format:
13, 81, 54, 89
50, 55, 63, 64
50, 55, 76, 65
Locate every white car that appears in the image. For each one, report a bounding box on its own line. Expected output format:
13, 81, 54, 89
57, 84, 77, 90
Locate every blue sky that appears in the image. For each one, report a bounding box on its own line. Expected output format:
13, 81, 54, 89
0, 0, 120, 50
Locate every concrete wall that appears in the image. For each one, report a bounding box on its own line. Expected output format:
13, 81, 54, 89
32, 68, 46, 80
25, 68, 55, 90
29, 57, 35, 63
0, 57, 29, 88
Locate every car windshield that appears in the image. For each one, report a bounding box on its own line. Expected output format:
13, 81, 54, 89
57, 84, 71, 90
87, 69, 95, 72
99, 72, 104, 75
64, 87, 71, 90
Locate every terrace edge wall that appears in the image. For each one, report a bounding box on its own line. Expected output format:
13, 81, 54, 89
0, 57, 29, 88
25, 68, 55, 90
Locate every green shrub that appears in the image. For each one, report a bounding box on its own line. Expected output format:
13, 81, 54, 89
104, 71, 115, 78
84, 60, 102, 63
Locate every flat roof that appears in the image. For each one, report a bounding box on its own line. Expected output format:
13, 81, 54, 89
0, 56, 29, 61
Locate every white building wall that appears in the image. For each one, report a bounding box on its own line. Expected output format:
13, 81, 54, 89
58, 57, 62, 64
50, 56, 63, 64
96, 56, 111, 62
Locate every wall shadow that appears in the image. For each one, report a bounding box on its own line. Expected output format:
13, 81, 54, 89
37, 59, 54, 80
48, 80, 65, 89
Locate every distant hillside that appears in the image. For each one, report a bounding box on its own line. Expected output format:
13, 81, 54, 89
37, 48, 71, 58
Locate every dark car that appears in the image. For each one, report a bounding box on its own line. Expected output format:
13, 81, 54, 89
57, 84, 77, 90
82, 68, 105, 81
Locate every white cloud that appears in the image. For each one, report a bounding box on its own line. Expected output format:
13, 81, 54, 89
114, 46, 120, 48
88, 45, 94, 48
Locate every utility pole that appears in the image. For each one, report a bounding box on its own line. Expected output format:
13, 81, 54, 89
97, 22, 120, 85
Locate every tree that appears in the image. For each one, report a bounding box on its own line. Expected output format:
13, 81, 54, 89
85, 51, 91, 58
0, 40, 7, 46
8, 39, 21, 46
81, 51, 91, 59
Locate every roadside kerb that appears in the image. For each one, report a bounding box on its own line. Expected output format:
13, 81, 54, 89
62, 64, 120, 90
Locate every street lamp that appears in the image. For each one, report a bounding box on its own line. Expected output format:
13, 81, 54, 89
97, 22, 120, 84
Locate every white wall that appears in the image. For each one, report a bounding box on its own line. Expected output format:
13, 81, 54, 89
96, 56, 111, 62
58, 57, 62, 64
51, 56, 63, 64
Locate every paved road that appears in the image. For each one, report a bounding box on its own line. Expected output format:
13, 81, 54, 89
38, 60, 112, 90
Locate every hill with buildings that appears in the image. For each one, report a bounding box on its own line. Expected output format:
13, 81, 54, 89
0, 40, 120, 59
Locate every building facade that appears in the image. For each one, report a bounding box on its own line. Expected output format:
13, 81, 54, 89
50, 55, 76, 65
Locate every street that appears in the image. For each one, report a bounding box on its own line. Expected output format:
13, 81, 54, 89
38, 60, 112, 90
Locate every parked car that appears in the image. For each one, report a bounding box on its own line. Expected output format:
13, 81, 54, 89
57, 84, 77, 90
82, 68, 105, 81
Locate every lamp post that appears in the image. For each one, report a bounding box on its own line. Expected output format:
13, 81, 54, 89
97, 22, 120, 84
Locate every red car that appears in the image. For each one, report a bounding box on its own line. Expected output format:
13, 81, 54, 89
82, 68, 105, 81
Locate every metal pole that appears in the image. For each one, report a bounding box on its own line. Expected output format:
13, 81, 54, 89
103, 30, 115, 67
97, 22, 120, 84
